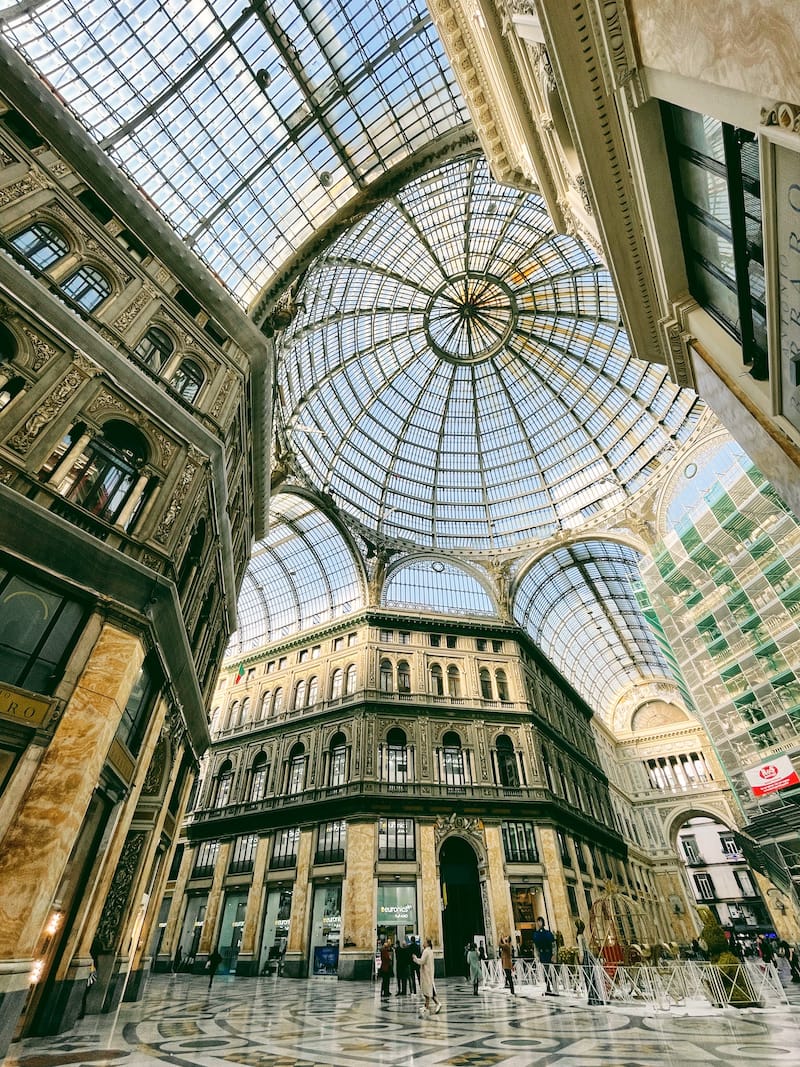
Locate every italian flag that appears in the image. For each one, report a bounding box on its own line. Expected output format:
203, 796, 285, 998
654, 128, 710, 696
234, 662, 245, 684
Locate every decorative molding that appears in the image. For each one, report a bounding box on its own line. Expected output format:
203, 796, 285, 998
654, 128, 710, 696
142, 736, 168, 796
94, 830, 146, 952
154, 457, 199, 544
0, 168, 47, 205
210, 370, 236, 420
87, 388, 138, 423
20, 324, 60, 372
660, 298, 699, 390
112, 285, 156, 332
151, 427, 178, 469
7, 360, 91, 455
434, 811, 485, 845
761, 100, 800, 133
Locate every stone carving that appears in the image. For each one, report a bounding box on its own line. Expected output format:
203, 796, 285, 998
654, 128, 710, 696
210, 370, 236, 419
434, 812, 484, 844
152, 428, 178, 469
20, 325, 60, 372
533, 44, 557, 93
87, 388, 138, 423
113, 286, 156, 332
576, 174, 592, 215
154, 457, 199, 544
0, 462, 16, 485
142, 736, 168, 796
7, 363, 88, 455
0, 148, 15, 167
47, 159, 70, 177
761, 100, 800, 132
0, 169, 46, 205
94, 830, 147, 952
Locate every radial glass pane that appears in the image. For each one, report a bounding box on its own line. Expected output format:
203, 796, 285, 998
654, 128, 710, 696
382, 558, 497, 617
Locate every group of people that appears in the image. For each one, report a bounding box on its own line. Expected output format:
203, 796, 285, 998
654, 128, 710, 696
498, 916, 560, 997
378, 936, 441, 1016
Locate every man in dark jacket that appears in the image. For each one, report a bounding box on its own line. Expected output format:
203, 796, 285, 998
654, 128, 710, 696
379, 938, 393, 999
533, 917, 557, 995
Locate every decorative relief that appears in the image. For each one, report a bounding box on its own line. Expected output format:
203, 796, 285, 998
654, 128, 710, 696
576, 174, 593, 215
113, 286, 156, 332
434, 812, 484, 845
94, 830, 146, 952
152, 428, 178, 469
210, 370, 237, 420
0, 462, 16, 485
154, 457, 199, 544
142, 736, 168, 796
87, 388, 138, 423
0, 147, 15, 167
7, 362, 89, 455
761, 100, 800, 132
0, 169, 47, 205
20, 324, 59, 372
47, 159, 70, 177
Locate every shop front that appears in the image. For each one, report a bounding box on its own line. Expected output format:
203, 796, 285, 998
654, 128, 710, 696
376, 882, 417, 970
257, 886, 292, 975
217, 891, 248, 974
176, 894, 207, 970
310, 883, 342, 974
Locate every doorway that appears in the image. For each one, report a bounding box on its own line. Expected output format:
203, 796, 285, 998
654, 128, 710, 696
439, 836, 484, 976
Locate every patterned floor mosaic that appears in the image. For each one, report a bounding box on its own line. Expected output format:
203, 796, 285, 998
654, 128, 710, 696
5, 973, 800, 1067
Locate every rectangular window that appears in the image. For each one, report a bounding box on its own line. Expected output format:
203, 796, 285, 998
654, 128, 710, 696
193, 839, 219, 877
399, 631, 410, 644
446, 635, 457, 649
682, 836, 700, 864
429, 634, 441, 647
557, 831, 572, 866
567, 884, 580, 916
279, 656, 288, 669
298, 649, 308, 663
117, 654, 161, 757
0, 567, 86, 695
501, 821, 538, 863
492, 640, 504, 653
316, 820, 346, 864
693, 872, 715, 899
266, 661, 275, 673
168, 842, 184, 881
271, 827, 300, 869
246, 668, 256, 681
476, 639, 487, 651
348, 633, 358, 646
333, 637, 344, 652
311, 645, 321, 658
329, 746, 347, 787
229, 833, 258, 874
720, 834, 739, 857
379, 629, 394, 642
662, 103, 766, 380
734, 869, 756, 896
378, 817, 415, 861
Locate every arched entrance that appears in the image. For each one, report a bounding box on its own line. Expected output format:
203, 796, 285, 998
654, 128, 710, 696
439, 836, 484, 976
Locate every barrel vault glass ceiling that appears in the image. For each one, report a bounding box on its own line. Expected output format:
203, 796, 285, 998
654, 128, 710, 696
4, 0, 702, 720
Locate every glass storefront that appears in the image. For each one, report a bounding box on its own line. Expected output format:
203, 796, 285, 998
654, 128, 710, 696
310, 883, 342, 974
258, 886, 293, 974
376, 882, 417, 951
177, 894, 207, 965
217, 891, 248, 973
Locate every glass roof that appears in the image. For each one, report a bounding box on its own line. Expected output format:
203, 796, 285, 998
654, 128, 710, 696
277, 154, 701, 551
513, 540, 673, 717
4, 0, 467, 303
226, 492, 363, 657
382, 558, 498, 617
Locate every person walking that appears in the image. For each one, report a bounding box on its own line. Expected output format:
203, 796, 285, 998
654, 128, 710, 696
467, 942, 481, 996
576, 920, 604, 1005
206, 948, 223, 990
418, 938, 441, 1016
379, 937, 393, 999
500, 936, 515, 995
533, 916, 557, 996
172, 945, 183, 974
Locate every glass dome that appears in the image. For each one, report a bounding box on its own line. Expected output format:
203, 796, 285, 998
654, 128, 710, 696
278, 154, 700, 551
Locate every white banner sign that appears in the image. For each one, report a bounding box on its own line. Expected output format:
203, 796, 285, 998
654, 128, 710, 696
745, 754, 800, 796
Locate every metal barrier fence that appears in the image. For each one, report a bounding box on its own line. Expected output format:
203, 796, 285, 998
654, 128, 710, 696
481, 957, 788, 1010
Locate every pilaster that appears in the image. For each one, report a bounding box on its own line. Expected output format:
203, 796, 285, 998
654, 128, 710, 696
197, 841, 232, 957
339, 820, 375, 980
236, 835, 271, 976
283, 828, 313, 977
483, 823, 512, 949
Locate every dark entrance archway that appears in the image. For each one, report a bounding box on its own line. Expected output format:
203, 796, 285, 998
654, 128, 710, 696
439, 836, 484, 976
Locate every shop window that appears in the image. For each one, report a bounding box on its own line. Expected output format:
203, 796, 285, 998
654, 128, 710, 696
229, 833, 258, 874
193, 839, 219, 877
379, 658, 393, 692
316, 820, 346, 864
495, 734, 520, 788
116, 655, 161, 757
330, 668, 343, 699
430, 663, 444, 696
10, 221, 69, 270
271, 827, 299, 869
345, 663, 357, 694
446, 664, 461, 698
329, 732, 347, 787
378, 817, 415, 860
662, 104, 766, 379
63, 419, 149, 525
61, 265, 111, 311
249, 753, 269, 801
134, 326, 174, 369
286, 742, 305, 794
171, 358, 204, 402
502, 821, 538, 863
0, 567, 86, 695
479, 667, 493, 700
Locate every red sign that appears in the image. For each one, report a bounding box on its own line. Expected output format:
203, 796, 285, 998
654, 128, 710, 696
745, 755, 800, 796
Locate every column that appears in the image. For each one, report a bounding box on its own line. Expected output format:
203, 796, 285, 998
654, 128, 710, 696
339, 821, 375, 980
51, 431, 92, 488
0, 624, 142, 1059
418, 822, 442, 948
198, 841, 232, 958
483, 823, 513, 952
115, 471, 151, 530
236, 835, 271, 976
159, 844, 195, 968
284, 828, 313, 977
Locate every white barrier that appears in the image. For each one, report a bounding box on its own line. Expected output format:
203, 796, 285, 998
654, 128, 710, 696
480, 957, 789, 1010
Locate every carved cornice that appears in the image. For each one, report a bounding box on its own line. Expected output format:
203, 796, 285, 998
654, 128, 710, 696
761, 100, 800, 133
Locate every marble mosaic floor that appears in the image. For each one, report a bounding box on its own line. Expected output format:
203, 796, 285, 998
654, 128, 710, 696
5, 973, 800, 1067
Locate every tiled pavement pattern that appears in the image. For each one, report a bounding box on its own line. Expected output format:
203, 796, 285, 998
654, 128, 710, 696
5, 973, 800, 1067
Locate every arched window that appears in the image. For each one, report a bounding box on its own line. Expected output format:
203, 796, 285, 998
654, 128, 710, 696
238, 696, 250, 726
397, 660, 411, 693
293, 678, 306, 709
64, 419, 149, 524
430, 663, 444, 696
345, 664, 357, 695
61, 265, 111, 311
385, 727, 408, 785
379, 658, 393, 693
226, 701, 239, 730
171, 358, 204, 402
213, 760, 233, 807
496, 669, 510, 702
330, 668, 343, 699
287, 742, 305, 794
134, 326, 174, 369
273, 687, 284, 714
479, 667, 493, 701
10, 221, 69, 270
249, 753, 269, 801
0, 322, 18, 363
210, 706, 220, 732
447, 664, 461, 698
541, 746, 554, 792
329, 731, 347, 787
307, 676, 319, 706
259, 691, 271, 719
441, 730, 466, 788
496, 734, 520, 788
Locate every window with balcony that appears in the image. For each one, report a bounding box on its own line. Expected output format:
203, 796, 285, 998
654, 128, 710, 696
495, 734, 520, 789
378, 817, 415, 860
330, 668, 343, 699
226, 701, 239, 730
441, 730, 468, 791
273, 687, 284, 714
447, 664, 461, 698
62, 419, 150, 526
496, 669, 510, 701
307, 676, 319, 705
345, 663, 357, 695
134, 326, 174, 369
501, 821, 538, 863
316, 820, 346, 864
379, 658, 393, 692
212, 760, 234, 807
271, 827, 299, 869
11, 221, 70, 270
230, 833, 258, 874
258, 691, 271, 719
397, 660, 411, 693
238, 696, 250, 726
381, 727, 409, 786
293, 679, 306, 709
479, 667, 493, 700
61, 265, 111, 311
170, 358, 204, 402
286, 743, 306, 794
249, 753, 269, 801
329, 732, 348, 787
193, 839, 219, 877
430, 663, 444, 696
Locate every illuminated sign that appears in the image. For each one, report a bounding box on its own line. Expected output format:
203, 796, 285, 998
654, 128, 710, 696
377, 884, 416, 924
745, 755, 800, 796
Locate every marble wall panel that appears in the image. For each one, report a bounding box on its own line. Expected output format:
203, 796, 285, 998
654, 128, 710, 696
418, 822, 442, 946
341, 821, 375, 951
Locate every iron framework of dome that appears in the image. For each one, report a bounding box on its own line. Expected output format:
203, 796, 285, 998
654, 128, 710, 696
278, 154, 701, 553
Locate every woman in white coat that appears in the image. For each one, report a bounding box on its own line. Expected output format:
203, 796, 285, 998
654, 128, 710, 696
418, 938, 441, 1016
